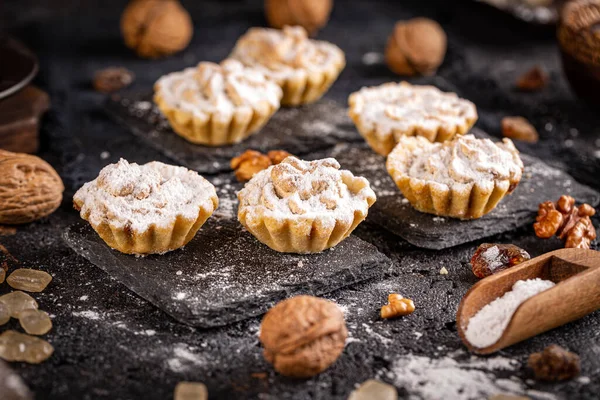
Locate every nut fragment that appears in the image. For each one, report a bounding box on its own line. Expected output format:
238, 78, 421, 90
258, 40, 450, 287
385, 18, 447, 76
19, 310, 52, 336
515, 66, 548, 91
0, 330, 54, 364
534, 195, 596, 248
528, 345, 580, 381
0, 150, 64, 225
380, 294, 415, 319
121, 0, 193, 59
0, 291, 38, 318
260, 295, 347, 378
470, 243, 531, 279
7, 269, 53, 293
501, 116, 539, 143
265, 0, 333, 35
174, 381, 208, 400
231, 149, 293, 182
93, 67, 135, 93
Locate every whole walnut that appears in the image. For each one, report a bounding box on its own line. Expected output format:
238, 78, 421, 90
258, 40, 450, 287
265, 0, 333, 36
0, 150, 64, 224
385, 18, 447, 76
259, 295, 347, 378
121, 0, 193, 59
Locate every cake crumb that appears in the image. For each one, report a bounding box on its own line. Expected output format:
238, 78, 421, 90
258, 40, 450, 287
439, 267, 448, 275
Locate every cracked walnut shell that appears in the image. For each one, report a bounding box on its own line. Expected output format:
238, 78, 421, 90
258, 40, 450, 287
260, 295, 347, 378
0, 150, 64, 225
385, 18, 447, 76
121, 0, 193, 59
265, 0, 333, 35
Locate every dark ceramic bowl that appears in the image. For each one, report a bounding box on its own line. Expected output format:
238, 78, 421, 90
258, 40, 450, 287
0, 36, 39, 100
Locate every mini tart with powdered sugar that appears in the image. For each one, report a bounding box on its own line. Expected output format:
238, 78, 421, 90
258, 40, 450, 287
229, 26, 345, 106
154, 59, 282, 146
73, 159, 218, 255
348, 82, 478, 156
237, 156, 376, 253
386, 134, 523, 220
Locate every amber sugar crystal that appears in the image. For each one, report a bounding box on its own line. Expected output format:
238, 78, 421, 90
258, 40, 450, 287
0, 303, 9, 326
0, 330, 54, 364
19, 309, 52, 336
7, 268, 52, 292
470, 243, 531, 279
0, 291, 39, 318
0, 268, 5, 284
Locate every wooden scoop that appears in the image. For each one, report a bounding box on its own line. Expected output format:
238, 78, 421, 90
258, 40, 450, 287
457, 248, 600, 354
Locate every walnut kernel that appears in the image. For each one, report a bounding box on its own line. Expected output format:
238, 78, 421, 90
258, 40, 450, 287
93, 67, 135, 93
259, 295, 347, 378
515, 66, 548, 91
380, 294, 415, 319
528, 345, 580, 381
501, 116, 539, 143
385, 18, 447, 76
534, 195, 596, 249
231, 150, 272, 182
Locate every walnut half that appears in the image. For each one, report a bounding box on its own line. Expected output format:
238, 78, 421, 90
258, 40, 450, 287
259, 295, 347, 378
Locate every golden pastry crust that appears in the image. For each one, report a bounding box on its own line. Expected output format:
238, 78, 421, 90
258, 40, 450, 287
386, 135, 523, 219
237, 156, 376, 253
73, 159, 218, 255
348, 82, 478, 156
154, 59, 282, 146
229, 26, 345, 106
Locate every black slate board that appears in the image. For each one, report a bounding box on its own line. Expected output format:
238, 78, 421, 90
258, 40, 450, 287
330, 133, 600, 250
105, 92, 362, 175
63, 218, 392, 328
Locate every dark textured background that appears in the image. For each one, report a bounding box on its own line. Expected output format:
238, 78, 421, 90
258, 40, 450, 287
1, 0, 600, 399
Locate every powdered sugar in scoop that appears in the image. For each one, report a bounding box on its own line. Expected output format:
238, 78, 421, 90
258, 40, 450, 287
74, 159, 217, 232
465, 278, 555, 348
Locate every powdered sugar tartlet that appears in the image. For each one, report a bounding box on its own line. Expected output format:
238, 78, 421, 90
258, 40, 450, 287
73, 159, 218, 255
154, 59, 282, 146
229, 26, 345, 106
386, 134, 523, 219
237, 156, 376, 253
348, 82, 478, 156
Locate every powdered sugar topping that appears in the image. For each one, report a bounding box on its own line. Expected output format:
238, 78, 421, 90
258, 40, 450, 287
349, 82, 477, 140
74, 159, 217, 232
155, 59, 281, 120
389, 134, 524, 188
230, 26, 345, 82
238, 157, 376, 225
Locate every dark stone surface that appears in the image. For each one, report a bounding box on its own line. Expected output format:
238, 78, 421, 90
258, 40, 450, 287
329, 132, 600, 250
105, 92, 361, 174
63, 218, 392, 328
2, 0, 600, 399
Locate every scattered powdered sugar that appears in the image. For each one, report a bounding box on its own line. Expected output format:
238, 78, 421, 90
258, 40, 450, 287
166, 343, 207, 373
348, 82, 477, 141
73, 159, 217, 232
72, 310, 101, 320
362, 52, 384, 65
388, 134, 524, 187
465, 278, 555, 348
389, 352, 556, 400
238, 157, 375, 225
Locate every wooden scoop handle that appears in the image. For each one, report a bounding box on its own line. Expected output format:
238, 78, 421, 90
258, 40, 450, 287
457, 248, 600, 354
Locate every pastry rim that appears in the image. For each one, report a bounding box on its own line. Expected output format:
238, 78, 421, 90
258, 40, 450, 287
237, 166, 376, 254
385, 136, 523, 220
